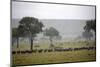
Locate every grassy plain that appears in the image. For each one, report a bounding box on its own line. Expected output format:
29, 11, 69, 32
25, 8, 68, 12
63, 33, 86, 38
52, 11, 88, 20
12, 41, 96, 66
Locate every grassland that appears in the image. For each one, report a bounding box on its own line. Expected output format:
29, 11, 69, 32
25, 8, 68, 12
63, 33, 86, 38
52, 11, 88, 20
12, 40, 96, 66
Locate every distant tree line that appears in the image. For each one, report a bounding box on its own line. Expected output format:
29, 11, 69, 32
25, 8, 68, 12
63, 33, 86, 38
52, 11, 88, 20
12, 17, 96, 51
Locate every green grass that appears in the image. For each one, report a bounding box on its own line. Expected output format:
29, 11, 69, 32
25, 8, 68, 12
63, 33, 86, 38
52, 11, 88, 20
12, 41, 96, 65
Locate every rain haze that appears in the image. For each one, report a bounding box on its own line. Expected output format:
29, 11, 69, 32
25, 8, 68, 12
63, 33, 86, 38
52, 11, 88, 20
12, 1, 95, 39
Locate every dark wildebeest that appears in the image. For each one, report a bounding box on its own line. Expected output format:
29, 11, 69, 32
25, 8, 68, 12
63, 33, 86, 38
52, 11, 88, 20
12, 51, 16, 54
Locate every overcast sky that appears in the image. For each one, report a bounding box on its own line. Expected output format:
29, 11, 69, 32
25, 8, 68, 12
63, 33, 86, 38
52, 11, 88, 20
12, 1, 95, 38
12, 1, 95, 20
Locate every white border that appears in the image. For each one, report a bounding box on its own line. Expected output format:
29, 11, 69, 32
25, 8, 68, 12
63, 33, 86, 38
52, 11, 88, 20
0, 0, 100, 67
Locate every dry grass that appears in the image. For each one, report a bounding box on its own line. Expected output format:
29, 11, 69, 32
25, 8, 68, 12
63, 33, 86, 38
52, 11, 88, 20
12, 41, 96, 66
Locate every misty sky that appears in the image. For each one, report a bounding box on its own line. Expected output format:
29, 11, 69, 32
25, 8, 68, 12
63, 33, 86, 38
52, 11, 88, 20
12, 1, 95, 38
12, 1, 95, 19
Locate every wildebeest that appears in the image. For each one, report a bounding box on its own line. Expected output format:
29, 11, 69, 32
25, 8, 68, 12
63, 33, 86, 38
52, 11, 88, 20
73, 46, 96, 51
44, 49, 48, 52
54, 48, 73, 52
20, 51, 26, 54
17, 51, 21, 54
48, 49, 53, 52
38, 49, 43, 53
25, 50, 33, 53
12, 51, 16, 54
65, 48, 73, 51
88, 47, 96, 50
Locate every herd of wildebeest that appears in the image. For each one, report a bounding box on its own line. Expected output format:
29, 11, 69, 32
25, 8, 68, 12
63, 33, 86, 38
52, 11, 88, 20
12, 46, 96, 54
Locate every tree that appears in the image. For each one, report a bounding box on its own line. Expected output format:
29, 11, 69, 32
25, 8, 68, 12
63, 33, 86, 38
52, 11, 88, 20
54, 35, 62, 40
82, 30, 93, 40
12, 28, 19, 48
12, 26, 25, 48
43, 27, 59, 47
19, 17, 43, 51
84, 20, 96, 33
